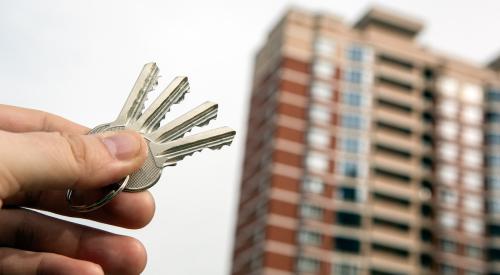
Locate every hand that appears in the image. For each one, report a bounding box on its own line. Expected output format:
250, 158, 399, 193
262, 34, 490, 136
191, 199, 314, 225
0, 104, 154, 275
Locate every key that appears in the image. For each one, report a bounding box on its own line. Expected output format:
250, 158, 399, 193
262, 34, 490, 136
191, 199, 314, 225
123, 127, 236, 192
66, 62, 236, 212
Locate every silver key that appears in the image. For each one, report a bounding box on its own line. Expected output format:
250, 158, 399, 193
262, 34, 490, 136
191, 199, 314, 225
66, 63, 236, 212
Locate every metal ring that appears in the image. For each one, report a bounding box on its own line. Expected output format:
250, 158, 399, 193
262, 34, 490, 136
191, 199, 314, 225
66, 176, 129, 212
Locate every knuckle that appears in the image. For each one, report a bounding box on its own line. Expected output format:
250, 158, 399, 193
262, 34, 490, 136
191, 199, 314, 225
57, 132, 90, 181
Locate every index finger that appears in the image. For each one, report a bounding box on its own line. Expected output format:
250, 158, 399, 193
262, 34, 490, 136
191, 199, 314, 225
0, 104, 88, 134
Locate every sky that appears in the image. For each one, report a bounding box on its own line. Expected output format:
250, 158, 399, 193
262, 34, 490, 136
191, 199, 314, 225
0, 0, 499, 274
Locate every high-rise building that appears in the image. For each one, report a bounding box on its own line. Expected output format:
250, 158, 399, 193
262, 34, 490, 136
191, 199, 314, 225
231, 7, 500, 275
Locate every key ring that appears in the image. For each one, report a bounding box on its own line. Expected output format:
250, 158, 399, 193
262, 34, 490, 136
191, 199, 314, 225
66, 176, 128, 212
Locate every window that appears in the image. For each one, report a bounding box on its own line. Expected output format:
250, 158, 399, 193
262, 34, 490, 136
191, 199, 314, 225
440, 189, 458, 206
308, 128, 330, 147
334, 263, 359, 275
310, 104, 331, 124
306, 152, 329, 172
463, 171, 482, 190
462, 148, 483, 168
336, 211, 361, 227
488, 89, 500, 102
462, 127, 482, 146
489, 176, 500, 190
460, 84, 483, 104
297, 257, 320, 273
438, 99, 459, 118
438, 120, 459, 140
298, 230, 322, 246
303, 176, 324, 194
489, 155, 500, 166
313, 60, 335, 78
488, 133, 500, 145
439, 212, 458, 228
337, 186, 358, 202
338, 161, 360, 178
341, 137, 361, 153
438, 77, 459, 98
315, 37, 335, 56
463, 218, 483, 234
334, 236, 360, 253
342, 91, 363, 106
490, 200, 500, 214
300, 204, 324, 220
441, 239, 457, 253
438, 142, 458, 161
347, 45, 364, 62
341, 114, 364, 129
465, 245, 482, 258
487, 112, 500, 123
311, 82, 332, 100
465, 271, 481, 275
345, 68, 363, 84
462, 105, 482, 124
438, 165, 458, 185
463, 195, 483, 213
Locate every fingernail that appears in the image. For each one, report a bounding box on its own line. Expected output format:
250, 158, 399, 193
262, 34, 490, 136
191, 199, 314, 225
102, 132, 143, 160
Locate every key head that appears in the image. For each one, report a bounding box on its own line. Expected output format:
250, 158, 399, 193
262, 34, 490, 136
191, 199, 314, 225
88, 125, 163, 192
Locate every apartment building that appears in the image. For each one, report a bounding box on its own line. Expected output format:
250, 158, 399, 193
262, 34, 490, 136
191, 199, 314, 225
232, 7, 500, 275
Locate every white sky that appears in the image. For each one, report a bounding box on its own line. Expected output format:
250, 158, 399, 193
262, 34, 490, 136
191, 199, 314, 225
0, 0, 499, 274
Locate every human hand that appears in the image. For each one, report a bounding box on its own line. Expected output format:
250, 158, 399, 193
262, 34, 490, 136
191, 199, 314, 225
0, 104, 155, 275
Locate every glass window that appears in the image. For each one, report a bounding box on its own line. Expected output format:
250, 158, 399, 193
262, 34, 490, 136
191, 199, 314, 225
298, 230, 322, 246
490, 200, 500, 214
487, 112, 500, 123
314, 60, 334, 78
438, 99, 459, 118
303, 176, 324, 194
311, 82, 332, 100
338, 161, 359, 178
463, 171, 482, 190
487, 133, 500, 145
438, 165, 458, 185
438, 120, 459, 140
460, 84, 483, 104
300, 204, 324, 220
463, 195, 483, 213
463, 218, 483, 234
440, 189, 458, 206
438, 77, 459, 98
334, 263, 359, 275
462, 148, 483, 168
341, 114, 364, 129
489, 155, 500, 166
308, 127, 330, 147
310, 104, 331, 124
488, 89, 500, 102
441, 239, 457, 253
439, 212, 458, 228
438, 142, 458, 161
462, 127, 482, 146
342, 91, 363, 106
344, 68, 363, 84
306, 152, 329, 172
462, 106, 482, 124
337, 186, 357, 202
488, 176, 500, 190
465, 245, 482, 258
315, 37, 335, 56
465, 271, 481, 275
297, 257, 320, 272
341, 137, 361, 153
347, 45, 364, 62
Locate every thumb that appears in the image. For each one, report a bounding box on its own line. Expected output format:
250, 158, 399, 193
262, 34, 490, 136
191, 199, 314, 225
0, 130, 147, 202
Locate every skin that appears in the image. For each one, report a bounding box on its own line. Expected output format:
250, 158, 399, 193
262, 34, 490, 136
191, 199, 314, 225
0, 104, 155, 275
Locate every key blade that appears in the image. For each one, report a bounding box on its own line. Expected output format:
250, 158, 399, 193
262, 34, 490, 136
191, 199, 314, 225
114, 62, 159, 126
151, 126, 236, 167
147, 101, 218, 143
131, 76, 189, 133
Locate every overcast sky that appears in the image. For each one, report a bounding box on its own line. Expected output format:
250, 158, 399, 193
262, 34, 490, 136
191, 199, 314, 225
1, 0, 499, 274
